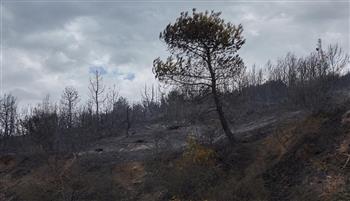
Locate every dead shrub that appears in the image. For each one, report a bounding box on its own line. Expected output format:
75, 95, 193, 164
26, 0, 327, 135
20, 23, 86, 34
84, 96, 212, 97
146, 137, 221, 200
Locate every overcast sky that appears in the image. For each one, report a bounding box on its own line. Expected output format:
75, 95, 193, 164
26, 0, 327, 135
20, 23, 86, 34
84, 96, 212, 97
2, 0, 349, 107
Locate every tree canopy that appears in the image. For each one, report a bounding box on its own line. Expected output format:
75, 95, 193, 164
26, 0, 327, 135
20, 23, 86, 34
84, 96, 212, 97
153, 9, 246, 91
153, 9, 246, 142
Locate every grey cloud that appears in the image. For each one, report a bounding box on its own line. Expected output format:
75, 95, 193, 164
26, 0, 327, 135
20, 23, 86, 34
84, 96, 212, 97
10, 88, 39, 101
124, 73, 136, 81
2, 1, 349, 107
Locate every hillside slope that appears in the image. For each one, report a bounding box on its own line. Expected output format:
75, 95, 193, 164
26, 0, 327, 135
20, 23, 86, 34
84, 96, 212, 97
1, 103, 350, 201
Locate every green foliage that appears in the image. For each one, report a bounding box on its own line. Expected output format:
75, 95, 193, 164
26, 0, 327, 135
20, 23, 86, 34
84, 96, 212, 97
153, 9, 245, 88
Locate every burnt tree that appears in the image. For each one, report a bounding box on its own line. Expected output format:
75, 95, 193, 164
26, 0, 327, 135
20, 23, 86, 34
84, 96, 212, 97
153, 9, 245, 143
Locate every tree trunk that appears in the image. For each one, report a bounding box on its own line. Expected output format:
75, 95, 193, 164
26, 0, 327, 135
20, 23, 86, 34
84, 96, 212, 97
206, 50, 236, 143
212, 86, 236, 143
68, 102, 72, 128
126, 106, 130, 137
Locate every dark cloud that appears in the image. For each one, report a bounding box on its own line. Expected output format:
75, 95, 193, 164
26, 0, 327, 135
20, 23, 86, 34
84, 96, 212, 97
2, 1, 349, 106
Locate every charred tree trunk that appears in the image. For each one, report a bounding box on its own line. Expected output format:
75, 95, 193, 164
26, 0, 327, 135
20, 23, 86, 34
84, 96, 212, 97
126, 106, 130, 137
211, 81, 236, 143
207, 50, 236, 143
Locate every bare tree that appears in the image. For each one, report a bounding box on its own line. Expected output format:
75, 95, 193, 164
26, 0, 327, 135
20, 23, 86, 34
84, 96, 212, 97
105, 84, 119, 113
101, 85, 120, 135
153, 9, 245, 143
248, 65, 258, 86
142, 84, 155, 108
325, 43, 349, 75
0, 93, 17, 137
285, 53, 298, 87
314, 39, 349, 78
257, 68, 264, 86
141, 84, 161, 119
89, 70, 106, 121
126, 105, 131, 137
60, 87, 80, 128
23, 95, 60, 153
